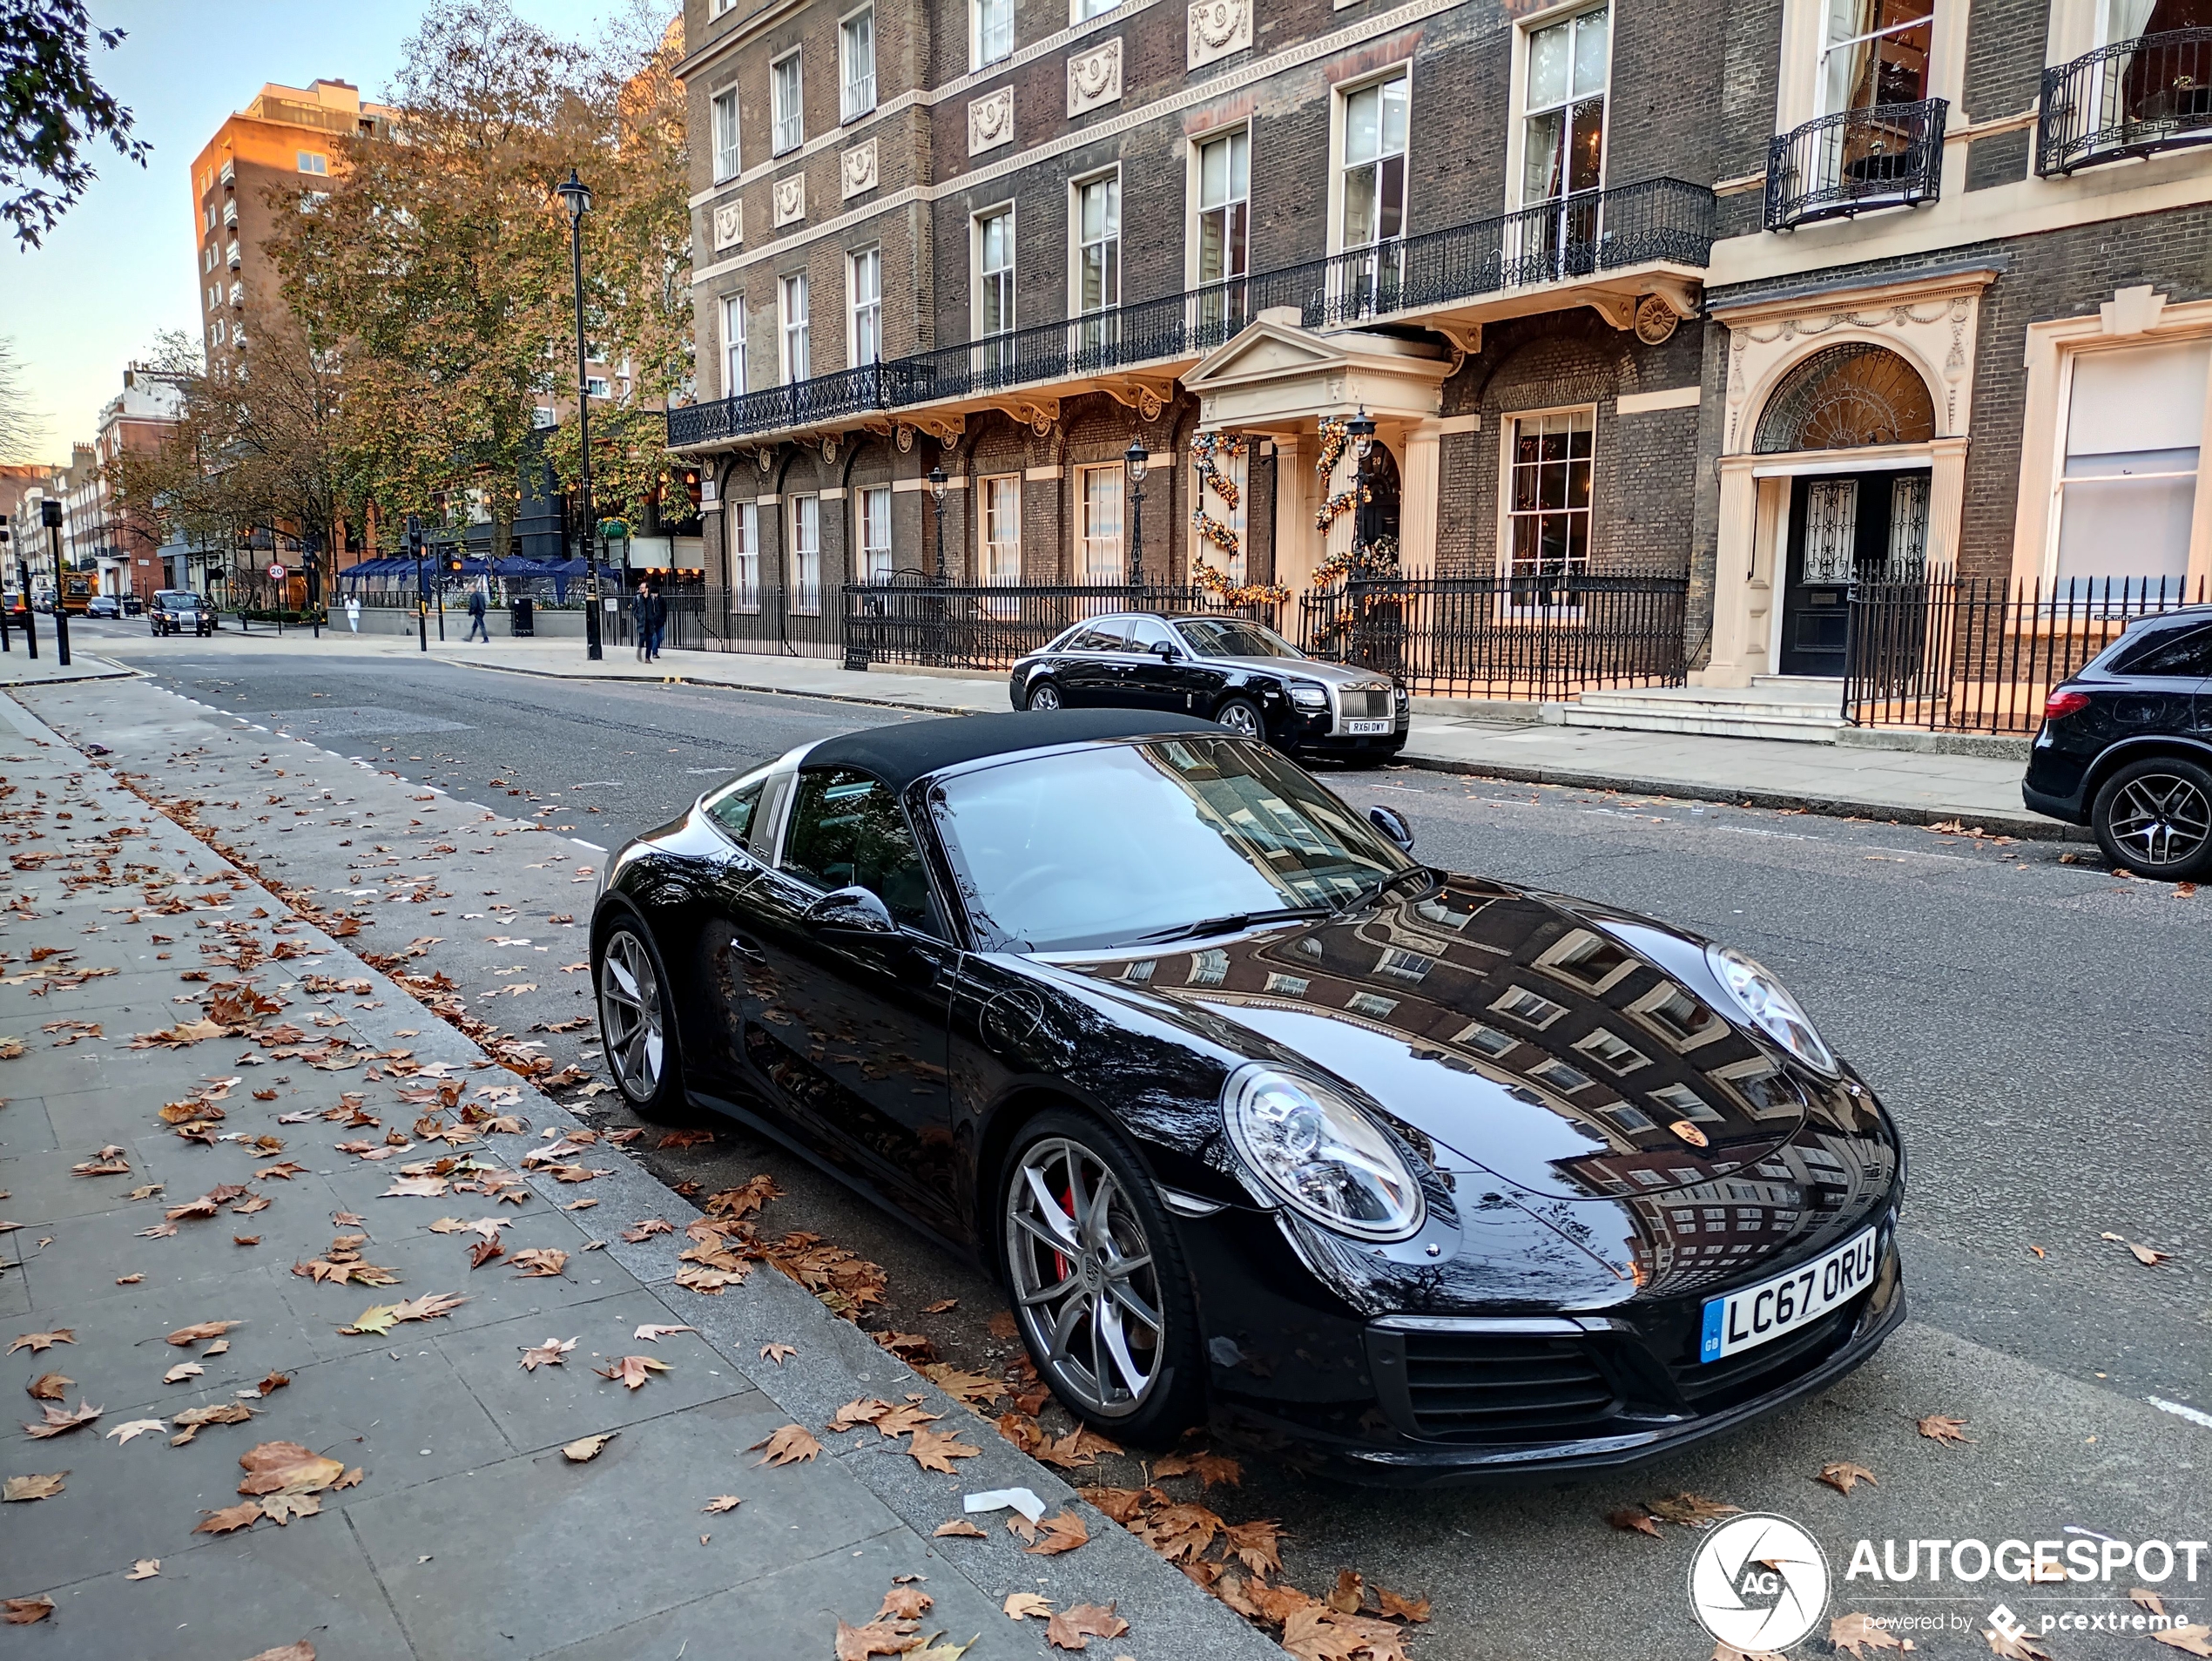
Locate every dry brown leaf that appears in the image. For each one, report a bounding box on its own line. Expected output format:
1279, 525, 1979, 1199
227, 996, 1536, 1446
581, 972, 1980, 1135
467, 1237, 503, 1270
162, 1362, 206, 1385
3, 1472, 65, 1502
256, 1372, 291, 1397
106, 1418, 166, 1445
904, 1426, 981, 1474
829, 1397, 894, 1434
701, 1495, 742, 1514
1375, 1584, 1431, 1623
880, 1586, 934, 1619
1647, 1491, 1745, 1527
874, 1403, 941, 1439
1983, 1624, 2052, 1659
194, 1500, 263, 1535
1004, 1593, 1053, 1620
125, 1559, 159, 1581
620, 1217, 675, 1242
0, 1595, 54, 1624
1818, 1460, 1879, 1495
920, 1297, 958, 1313
833, 1617, 920, 1660
562, 1433, 617, 1462
1026, 1509, 1089, 1556
2152, 1625, 2212, 1657
994, 1410, 1044, 1455
595, 1354, 671, 1390
988, 1310, 1019, 1340
509, 1247, 568, 1278
169, 1403, 256, 1444
338, 1292, 465, 1335
1831, 1612, 1910, 1656
165, 1320, 241, 1347
759, 1341, 797, 1366
934, 1518, 988, 1537
918, 1364, 1004, 1406
239, 1644, 316, 1661
1325, 1569, 1366, 1615
236, 1441, 347, 1496
518, 1336, 577, 1371
1606, 1507, 1662, 1537
1917, 1414, 1973, 1448
23, 1399, 101, 1439
1043, 1601, 1127, 1651
632, 1323, 696, 1343
1085, 1487, 1147, 1524
750, 1424, 823, 1466
7, 1330, 73, 1354
24, 1372, 71, 1401
1224, 1517, 1285, 1578
2134, 1590, 2170, 1617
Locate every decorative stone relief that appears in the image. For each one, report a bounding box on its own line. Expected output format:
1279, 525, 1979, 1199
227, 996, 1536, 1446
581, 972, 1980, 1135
840, 138, 879, 200
1186, 0, 1251, 70
711, 199, 744, 253
1067, 39, 1123, 117
772, 174, 806, 228
1721, 283, 1985, 452
1632, 294, 1677, 345
2101, 284, 2167, 337
968, 86, 1014, 155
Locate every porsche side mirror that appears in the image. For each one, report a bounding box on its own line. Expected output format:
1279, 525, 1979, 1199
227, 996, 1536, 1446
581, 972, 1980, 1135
803, 885, 898, 938
1368, 805, 1414, 851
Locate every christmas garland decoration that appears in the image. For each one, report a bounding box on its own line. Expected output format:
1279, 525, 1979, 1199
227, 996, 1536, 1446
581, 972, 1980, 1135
1186, 432, 1288, 605
1312, 416, 1354, 535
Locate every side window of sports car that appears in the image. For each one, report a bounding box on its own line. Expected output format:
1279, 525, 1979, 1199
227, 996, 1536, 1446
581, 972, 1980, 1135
705, 774, 767, 852
782, 766, 940, 933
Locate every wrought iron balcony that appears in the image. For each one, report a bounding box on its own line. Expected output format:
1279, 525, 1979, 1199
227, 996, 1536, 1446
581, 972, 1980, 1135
666, 177, 1715, 450
1765, 98, 1948, 230
2038, 28, 2212, 175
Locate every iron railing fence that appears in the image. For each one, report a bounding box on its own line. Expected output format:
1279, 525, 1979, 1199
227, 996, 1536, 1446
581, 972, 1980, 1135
841, 576, 1283, 672
667, 178, 1716, 449
2039, 28, 2212, 174
1765, 98, 1948, 228
1297, 568, 1690, 702
1844, 573, 2210, 733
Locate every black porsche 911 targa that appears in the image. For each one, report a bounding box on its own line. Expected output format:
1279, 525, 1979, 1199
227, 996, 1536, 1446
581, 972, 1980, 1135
590, 710, 1904, 1483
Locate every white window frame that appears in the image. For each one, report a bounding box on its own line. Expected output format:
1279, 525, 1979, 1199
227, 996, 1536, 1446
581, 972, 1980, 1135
2043, 334, 2212, 591
1070, 0, 1118, 19
711, 87, 741, 182
1187, 125, 1251, 291
840, 7, 877, 121
973, 203, 1016, 345
1816, 0, 1933, 118
1498, 403, 1599, 584
1070, 167, 1121, 330
586, 375, 611, 398
1077, 463, 1123, 580
731, 501, 761, 611
790, 494, 823, 614
297, 151, 328, 174
859, 485, 893, 582
1504, 3, 1611, 214
973, 0, 1014, 69
1329, 66, 1412, 260
771, 51, 805, 156
847, 246, 882, 368
981, 474, 1022, 584
721, 293, 748, 398
779, 272, 811, 382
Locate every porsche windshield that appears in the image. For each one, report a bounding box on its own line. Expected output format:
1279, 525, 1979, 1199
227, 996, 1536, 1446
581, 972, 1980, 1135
927, 735, 1408, 951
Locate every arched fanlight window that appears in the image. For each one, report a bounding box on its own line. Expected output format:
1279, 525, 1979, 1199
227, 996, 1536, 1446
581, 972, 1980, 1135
1752, 342, 1937, 454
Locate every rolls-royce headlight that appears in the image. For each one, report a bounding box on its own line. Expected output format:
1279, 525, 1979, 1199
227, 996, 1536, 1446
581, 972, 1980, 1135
1705, 945, 1838, 1076
1287, 682, 1330, 710
1223, 1063, 1424, 1240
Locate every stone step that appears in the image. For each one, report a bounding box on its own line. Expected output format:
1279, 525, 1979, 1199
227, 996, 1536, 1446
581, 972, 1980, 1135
1561, 686, 1847, 744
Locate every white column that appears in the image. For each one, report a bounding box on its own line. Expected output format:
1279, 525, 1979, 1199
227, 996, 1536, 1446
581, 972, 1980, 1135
1274, 432, 1319, 592
1925, 436, 1968, 572
1399, 422, 1441, 570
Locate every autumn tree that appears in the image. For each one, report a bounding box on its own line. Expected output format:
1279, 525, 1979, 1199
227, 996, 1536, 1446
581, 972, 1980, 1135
0, 0, 147, 249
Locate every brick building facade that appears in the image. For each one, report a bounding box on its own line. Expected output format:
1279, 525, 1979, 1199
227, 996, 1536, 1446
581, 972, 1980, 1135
670, 0, 2212, 677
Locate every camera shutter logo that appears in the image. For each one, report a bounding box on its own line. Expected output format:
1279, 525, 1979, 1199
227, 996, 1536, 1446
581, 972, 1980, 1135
1688, 1513, 1831, 1652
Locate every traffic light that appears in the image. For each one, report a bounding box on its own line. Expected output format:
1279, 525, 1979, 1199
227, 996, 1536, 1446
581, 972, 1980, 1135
404, 514, 423, 559
445, 550, 463, 577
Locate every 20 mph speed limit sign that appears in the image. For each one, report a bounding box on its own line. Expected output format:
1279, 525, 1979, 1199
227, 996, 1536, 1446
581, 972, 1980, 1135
266, 563, 286, 580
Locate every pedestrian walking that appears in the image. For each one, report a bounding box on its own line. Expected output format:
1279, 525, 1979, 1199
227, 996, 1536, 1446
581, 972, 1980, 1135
630, 580, 651, 661
345, 595, 361, 632
466, 583, 490, 644
644, 582, 668, 662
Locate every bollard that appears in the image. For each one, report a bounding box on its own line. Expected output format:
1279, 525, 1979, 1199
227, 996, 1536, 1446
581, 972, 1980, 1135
52, 605, 69, 667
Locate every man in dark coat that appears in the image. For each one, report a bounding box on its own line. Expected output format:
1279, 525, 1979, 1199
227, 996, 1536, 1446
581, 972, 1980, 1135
644, 583, 668, 662
465, 583, 490, 643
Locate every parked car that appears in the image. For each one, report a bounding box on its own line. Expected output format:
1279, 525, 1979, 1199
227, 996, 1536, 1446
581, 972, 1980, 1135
149, 590, 214, 637
590, 709, 1904, 1482
1008, 613, 1409, 764
84, 594, 120, 619
2022, 608, 2212, 881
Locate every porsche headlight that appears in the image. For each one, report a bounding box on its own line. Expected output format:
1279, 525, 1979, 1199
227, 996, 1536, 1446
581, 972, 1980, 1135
1705, 945, 1838, 1076
1223, 1064, 1424, 1240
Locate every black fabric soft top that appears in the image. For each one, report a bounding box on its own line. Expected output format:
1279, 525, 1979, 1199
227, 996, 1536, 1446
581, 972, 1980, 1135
802, 709, 1222, 793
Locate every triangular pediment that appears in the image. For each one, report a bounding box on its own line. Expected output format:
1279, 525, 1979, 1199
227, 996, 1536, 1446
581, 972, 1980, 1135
1183, 319, 1347, 390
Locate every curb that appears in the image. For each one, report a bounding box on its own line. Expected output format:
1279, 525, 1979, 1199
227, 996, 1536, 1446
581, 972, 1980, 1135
451, 654, 986, 717
1388, 750, 2091, 842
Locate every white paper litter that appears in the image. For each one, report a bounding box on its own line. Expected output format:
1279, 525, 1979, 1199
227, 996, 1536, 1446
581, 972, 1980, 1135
963, 1487, 1046, 1523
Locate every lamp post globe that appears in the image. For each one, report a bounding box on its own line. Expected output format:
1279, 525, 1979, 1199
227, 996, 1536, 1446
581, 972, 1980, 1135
927, 464, 948, 577
1347, 405, 1376, 462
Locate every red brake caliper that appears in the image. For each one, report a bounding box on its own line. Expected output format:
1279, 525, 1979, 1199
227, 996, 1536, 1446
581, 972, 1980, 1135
1053, 1180, 1074, 1286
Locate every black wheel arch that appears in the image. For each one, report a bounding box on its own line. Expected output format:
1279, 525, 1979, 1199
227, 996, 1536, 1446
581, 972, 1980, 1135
2082, 735, 2212, 814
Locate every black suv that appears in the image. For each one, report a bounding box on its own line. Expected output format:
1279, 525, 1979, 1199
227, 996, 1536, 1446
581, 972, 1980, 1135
2023, 608, 2212, 880
149, 591, 213, 637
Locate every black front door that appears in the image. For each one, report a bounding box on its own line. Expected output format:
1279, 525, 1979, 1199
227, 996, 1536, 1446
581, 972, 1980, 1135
738, 766, 960, 1237
1779, 469, 1930, 679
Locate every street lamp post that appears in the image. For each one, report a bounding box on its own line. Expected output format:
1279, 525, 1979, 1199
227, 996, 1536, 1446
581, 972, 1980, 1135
927, 463, 948, 577
556, 169, 604, 663
1123, 439, 1150, 591
0, 525, 11, 652
43, 500, 68, 666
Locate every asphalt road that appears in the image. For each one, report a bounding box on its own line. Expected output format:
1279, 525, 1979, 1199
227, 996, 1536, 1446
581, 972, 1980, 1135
53, 624, 2212, 1658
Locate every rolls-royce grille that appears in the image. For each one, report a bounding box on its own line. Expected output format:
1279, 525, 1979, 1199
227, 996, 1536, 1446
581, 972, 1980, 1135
1337, 686, 1393, 723
1399, 1331, 1621, 1441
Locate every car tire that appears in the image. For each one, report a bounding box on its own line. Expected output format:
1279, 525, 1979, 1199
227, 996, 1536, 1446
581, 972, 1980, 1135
594, 915, 691, 1123
1001, 1106, 1204, 1448
1024, 681, 1063, 712
2091, 755, 2212, 881
1214, 697, 1265, 742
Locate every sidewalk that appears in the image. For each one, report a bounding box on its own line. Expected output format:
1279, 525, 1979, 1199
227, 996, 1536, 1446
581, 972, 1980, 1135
93, 626, 2066, 839
0, 693, 1277, 1659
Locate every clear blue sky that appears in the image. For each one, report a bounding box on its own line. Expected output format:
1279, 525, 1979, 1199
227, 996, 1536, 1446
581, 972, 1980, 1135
1, 0, 633, 463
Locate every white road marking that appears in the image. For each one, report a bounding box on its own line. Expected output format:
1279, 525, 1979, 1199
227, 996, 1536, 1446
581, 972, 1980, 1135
2148, 1395, 2212, 1431
570, 839, 606, 852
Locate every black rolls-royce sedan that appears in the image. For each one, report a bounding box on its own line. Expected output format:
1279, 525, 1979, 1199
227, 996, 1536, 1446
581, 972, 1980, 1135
1008, 612, 1409, 763
591, 710, 1904, 1483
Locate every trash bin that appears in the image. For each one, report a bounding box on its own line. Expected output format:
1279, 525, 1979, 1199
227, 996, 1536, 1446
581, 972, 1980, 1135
509, 598, 534, 638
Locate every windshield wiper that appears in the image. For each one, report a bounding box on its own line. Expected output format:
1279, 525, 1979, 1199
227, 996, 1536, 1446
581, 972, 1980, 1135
1330, 864, 1439, 920
1127, 906, 1331, 946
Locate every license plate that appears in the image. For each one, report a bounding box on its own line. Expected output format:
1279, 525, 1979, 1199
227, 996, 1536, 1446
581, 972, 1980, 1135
1345, 719, 1390, 735
1699, 1225, 1878, 1363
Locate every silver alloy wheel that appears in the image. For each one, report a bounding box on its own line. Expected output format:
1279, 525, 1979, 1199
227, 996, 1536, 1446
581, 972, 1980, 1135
598, 929, 665, 1102
1217, 701, 1261, 739
1028, 682, 1062, 712
2107, 771, 2212, 868
1006, 1137, 1165, 1418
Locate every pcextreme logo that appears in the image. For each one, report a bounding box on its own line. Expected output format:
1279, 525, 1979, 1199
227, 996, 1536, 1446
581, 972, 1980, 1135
1689, 1513, 1833, 1652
